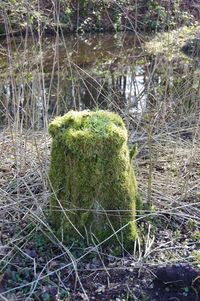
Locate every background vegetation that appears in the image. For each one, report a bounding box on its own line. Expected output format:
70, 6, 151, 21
0, 0, 199, 35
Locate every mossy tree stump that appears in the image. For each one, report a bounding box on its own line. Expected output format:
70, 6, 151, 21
48, 110, 139, 249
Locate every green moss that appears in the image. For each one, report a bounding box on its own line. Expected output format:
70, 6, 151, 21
48, 110, 139, 250
145, 25, 200, 62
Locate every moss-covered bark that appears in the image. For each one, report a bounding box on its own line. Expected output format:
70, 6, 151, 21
48, 110, 139, 249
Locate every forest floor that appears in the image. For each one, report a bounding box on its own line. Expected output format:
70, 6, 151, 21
0, 115, 200, 300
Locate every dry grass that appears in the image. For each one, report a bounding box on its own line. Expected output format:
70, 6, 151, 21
2, 119, 200, 297
0, 107, 200, 299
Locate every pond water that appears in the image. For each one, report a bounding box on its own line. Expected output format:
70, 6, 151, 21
0, 32, 199, 129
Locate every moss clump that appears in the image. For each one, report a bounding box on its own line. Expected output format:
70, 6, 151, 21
48, 110, 139, 250
145, 25, 200, 61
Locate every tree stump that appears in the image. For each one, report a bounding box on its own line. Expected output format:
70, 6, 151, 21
48, 110, 140, 249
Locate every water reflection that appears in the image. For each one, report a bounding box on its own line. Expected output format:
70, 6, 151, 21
0, 32, 199, 129
0, 32, 147, 128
